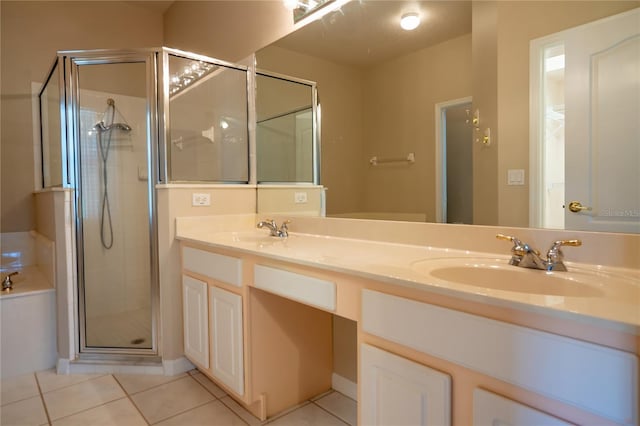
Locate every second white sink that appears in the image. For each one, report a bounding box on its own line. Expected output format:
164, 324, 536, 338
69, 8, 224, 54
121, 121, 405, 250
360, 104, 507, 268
411, 257, 606, 297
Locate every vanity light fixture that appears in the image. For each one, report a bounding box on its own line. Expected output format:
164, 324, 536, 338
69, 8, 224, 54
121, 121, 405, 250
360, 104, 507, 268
400, 13, 420, 31
169, 61, 217, 96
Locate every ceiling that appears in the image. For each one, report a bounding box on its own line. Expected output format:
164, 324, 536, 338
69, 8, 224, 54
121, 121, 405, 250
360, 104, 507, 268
274, 0, 472, 68
125, 1, 175, 14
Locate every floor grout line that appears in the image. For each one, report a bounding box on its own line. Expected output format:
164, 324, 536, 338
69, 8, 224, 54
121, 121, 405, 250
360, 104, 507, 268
311, 400, 352, 426
37, 372, 108, 395
263, 400, 312, 425
117, 373, 188, 397
112, 374, 151, 425
186, 372, 222, 401
33, 372, 53, 426
217, 395, 258, 426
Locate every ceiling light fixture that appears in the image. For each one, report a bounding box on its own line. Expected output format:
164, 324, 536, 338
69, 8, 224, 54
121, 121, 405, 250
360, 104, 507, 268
400, 12, 420, 31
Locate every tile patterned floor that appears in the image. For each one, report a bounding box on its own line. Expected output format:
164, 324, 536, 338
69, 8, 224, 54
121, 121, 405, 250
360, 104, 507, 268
1, 369, 356, 425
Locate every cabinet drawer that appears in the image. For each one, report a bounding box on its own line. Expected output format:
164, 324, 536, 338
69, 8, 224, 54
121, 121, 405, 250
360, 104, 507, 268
362, 289, 638, 425
254, 265, 336, 311
183, 247, 242, 287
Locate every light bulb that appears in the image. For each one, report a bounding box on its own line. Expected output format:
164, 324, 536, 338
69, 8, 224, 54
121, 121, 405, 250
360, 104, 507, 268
400, 13, 420, 31
283, 0, 298, 10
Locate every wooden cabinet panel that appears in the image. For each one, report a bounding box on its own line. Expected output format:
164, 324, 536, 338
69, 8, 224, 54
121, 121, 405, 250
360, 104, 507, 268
182, 275, 209, 368
360, 343, 451, 426
210, 286, 244, 396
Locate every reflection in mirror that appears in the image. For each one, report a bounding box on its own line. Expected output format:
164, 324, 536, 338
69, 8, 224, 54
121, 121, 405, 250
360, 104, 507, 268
289, 0, 335, 23
168, 54, 248, 182
255, 1, 639, 233
39, 61, 63, 187
256, 72, 316, 183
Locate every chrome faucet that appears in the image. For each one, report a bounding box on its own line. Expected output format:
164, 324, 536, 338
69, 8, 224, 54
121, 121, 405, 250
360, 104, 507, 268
257, 219, 290, 238
496, 234, 582, 272
2, 271, 18, 291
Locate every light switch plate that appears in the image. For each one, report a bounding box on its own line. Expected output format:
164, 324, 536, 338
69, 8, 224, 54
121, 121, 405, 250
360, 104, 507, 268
507, 169, 525, 186
192, 193, 211, 206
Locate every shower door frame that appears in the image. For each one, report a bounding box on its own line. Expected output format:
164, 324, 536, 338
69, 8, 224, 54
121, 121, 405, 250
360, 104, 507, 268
63, 49, 161, 357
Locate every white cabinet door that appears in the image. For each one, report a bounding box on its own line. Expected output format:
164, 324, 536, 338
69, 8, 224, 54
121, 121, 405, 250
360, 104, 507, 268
210, 286, 244, 396
473, 389, 572, 426
360, 344, 451, 426
182, 275, 209, 368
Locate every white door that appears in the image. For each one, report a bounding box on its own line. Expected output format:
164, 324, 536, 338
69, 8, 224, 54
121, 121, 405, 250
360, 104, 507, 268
564, 8, 640, 232
360, 344, 451, 426
182, 275, 209, 368
473, 389, 571, 426
209, 286, 244, 396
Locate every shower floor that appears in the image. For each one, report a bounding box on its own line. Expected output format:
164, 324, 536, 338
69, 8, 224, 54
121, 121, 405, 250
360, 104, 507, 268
85, 307, 152, 349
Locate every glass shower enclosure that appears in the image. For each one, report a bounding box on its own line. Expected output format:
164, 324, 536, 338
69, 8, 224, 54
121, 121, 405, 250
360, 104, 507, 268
39, 48, 249, 358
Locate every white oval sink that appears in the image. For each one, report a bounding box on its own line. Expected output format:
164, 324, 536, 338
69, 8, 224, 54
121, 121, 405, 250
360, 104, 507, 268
411, 257, 608, 297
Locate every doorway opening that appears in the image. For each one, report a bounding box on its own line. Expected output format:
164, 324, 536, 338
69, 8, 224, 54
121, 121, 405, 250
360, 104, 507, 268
435, 97, 473, 224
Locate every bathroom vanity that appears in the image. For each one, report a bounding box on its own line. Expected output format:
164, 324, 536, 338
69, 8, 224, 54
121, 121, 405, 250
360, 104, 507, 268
176, 215, 639, 426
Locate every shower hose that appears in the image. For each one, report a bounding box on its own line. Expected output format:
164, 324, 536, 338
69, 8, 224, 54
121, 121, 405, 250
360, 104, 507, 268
98, 99, 115, 250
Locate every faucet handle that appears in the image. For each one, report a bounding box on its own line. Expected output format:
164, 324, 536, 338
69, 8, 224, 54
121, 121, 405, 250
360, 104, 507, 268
496, 233, 525, 251
279, 220, 291, 237
547, 239, 582, 259
2, 271, 18, 291
496, 233, 521, 244
550, 239, 582, 248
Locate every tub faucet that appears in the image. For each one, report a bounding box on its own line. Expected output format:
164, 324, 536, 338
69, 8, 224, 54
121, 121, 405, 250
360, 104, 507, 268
257, 219, 290, 238
496, 234, 581, 272
2, 271, 18, 291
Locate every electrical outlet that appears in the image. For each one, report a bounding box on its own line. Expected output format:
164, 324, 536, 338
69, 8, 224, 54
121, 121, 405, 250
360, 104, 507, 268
192, 193, 211, 206
294, 192, 308, 204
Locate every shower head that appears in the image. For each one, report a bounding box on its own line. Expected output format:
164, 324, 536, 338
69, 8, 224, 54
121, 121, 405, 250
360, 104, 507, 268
93, 121, 132, 132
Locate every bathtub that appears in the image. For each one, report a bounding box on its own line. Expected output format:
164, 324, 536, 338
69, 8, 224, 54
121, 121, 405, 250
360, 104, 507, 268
1, 231, 57, 379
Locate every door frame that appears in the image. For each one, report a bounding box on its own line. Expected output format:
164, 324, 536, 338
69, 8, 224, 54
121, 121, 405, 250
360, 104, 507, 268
434, 96, 472, 223
64, 50, 160, 357
529, 32, 564, 229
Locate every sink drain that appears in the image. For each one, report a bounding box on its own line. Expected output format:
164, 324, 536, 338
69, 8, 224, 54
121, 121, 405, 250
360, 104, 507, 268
131, 338, 145, 345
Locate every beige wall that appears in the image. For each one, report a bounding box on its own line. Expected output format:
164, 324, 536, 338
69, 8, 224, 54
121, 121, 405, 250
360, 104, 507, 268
492, 1, 639, 227
363, 34, 472, 220
163, 1, 294, 62
0, 1, 164, 233
472, 1, 499, 226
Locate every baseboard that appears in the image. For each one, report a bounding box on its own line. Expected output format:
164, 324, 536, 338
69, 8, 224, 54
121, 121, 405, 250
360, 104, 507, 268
332, 372, 357, 401
163, 356, 195, 376
56, 356, 192, 376
57, 358, 70, 375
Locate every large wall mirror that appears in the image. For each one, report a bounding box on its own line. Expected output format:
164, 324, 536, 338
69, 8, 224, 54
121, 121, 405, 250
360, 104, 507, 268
255, 0, 639, 233
256, 71, 318, 184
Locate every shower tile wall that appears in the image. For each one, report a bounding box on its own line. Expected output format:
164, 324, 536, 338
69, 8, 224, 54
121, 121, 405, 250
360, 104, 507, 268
79, 89, 151, 347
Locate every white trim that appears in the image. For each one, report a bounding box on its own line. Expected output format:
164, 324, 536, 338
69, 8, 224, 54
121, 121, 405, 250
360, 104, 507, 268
331, 372, 357, 401
529, 35, 565, 229
32, 82, 43, 191
434, 96, 472, 223
163, 356, 196, 376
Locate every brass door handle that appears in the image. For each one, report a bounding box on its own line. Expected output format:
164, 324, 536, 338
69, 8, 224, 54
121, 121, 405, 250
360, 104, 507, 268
566, 201, 592, 213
